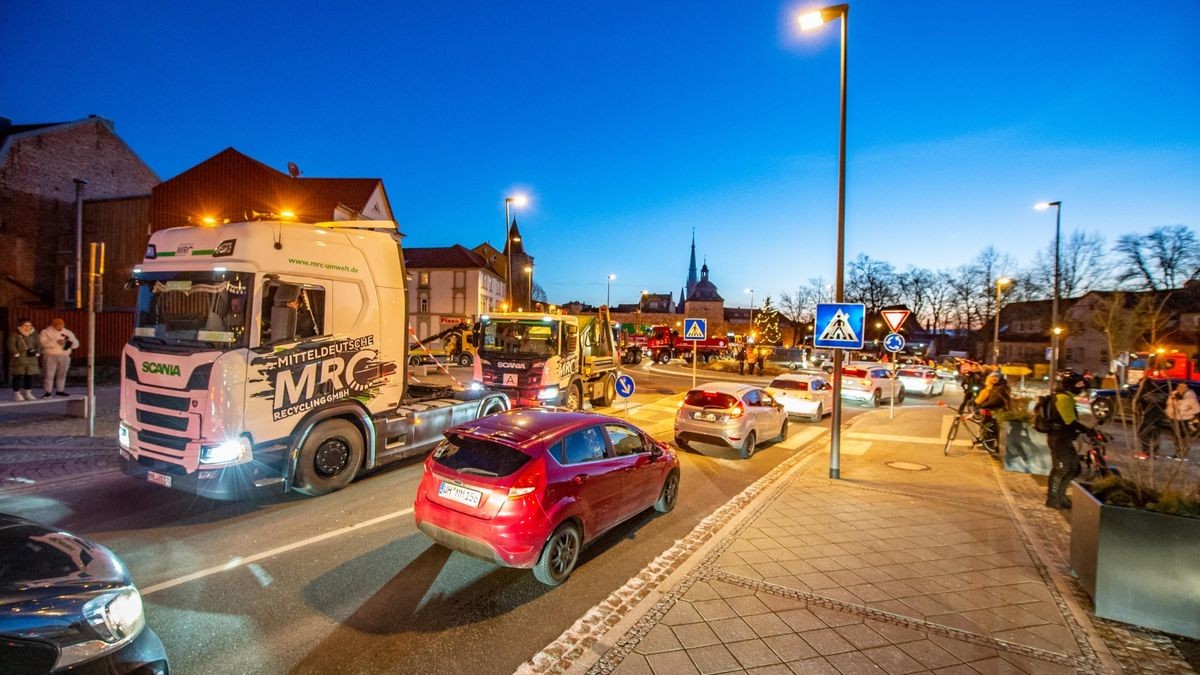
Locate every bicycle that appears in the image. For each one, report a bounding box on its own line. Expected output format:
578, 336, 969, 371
1076, 428, 1121, 480
943, 407, 999, 456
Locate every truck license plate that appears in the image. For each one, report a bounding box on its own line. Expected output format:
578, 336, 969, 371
147, 471, 172, 488
438, 482, 482, 507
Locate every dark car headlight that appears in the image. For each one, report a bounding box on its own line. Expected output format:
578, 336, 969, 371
48, 587, 147, 670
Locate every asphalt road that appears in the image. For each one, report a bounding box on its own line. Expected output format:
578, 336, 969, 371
0, 362, 956, 674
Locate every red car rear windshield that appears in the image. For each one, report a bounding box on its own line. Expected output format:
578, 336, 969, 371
432, 436, 532, 477
770, 379, 809, 391
684, 390, 739, 408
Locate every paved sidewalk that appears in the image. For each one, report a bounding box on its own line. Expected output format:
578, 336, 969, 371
525, 406, 1197, 674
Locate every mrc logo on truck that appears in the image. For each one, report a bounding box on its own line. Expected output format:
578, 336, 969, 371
252, 335, 396, 421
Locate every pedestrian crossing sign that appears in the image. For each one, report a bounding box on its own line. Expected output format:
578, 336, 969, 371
813, 303, 865, 349
683, 318, 707, 341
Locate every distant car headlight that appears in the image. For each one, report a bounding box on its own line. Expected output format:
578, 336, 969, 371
200, 436, 251, 465
537, 386, 560, 400
468, 380, 485, 392
53, 587, 147, 669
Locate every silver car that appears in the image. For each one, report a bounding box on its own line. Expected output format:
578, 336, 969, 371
896, 366, 945, 397
674, 382, 788, 459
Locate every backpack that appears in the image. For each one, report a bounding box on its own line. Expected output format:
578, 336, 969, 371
1033, 394, 1060, 433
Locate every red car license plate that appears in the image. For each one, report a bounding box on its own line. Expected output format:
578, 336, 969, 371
438, 481, 483, 507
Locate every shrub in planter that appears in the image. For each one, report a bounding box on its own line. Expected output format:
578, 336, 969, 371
1070, 476, 1200, 639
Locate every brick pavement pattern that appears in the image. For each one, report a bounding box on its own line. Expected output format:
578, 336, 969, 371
525, 405, 1196, 675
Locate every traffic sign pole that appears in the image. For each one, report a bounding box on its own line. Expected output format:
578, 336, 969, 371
692, 341, 697, 389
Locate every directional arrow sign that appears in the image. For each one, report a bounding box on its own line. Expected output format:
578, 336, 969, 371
883, 332, 905, 353
615, 374, 636, 398
880, 309, 910, 333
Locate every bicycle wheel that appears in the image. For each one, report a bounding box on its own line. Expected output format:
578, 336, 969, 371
943, 416, 961, 456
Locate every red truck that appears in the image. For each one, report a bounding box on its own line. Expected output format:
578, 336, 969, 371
645, 325, 729, 364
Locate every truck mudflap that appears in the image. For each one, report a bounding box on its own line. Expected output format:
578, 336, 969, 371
120, 445, 289, 500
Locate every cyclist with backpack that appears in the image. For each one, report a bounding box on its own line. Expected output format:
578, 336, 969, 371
1044, 371, 1094, 509
974, 372, 1010, 453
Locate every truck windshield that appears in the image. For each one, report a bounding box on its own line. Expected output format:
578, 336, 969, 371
480, 319, 560, 357
132, 271, 253, 350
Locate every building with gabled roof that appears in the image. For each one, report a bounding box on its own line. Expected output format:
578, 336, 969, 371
404, 244, 506, 347
0, 114, 159, 308
149, 147, 391, 231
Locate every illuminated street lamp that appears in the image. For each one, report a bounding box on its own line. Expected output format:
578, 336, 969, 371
524, 265, 534, 311
799, 3, 849, 480
504, 193, 528, 306
1035, 201, 1062, 378
993, 277, 1011, 365
745, 288, 755, 332
607, 273, 616, 307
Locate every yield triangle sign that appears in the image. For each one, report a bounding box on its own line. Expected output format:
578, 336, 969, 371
880, 309, 910, 333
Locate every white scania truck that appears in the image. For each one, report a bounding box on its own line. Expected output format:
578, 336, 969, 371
118, 219, 507, 499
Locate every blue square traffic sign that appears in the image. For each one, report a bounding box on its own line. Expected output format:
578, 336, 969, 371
683, 318, 707, 341
813, 303, 866, 350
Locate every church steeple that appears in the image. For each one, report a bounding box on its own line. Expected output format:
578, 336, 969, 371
685, 228, 698, 297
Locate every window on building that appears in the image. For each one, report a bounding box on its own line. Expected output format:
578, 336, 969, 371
419, 271, 430, 287
454, 271, 465, 288
419, 296, 429, 313
453, 292, 465, 315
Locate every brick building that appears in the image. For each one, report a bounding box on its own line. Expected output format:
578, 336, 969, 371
0, 115, 159, 309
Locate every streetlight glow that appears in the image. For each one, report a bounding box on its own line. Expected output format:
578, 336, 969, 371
798, 11, 826, 29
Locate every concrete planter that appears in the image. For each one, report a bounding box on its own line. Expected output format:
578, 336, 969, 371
1069, 481, 1200, 639
999, 420, 1050, 475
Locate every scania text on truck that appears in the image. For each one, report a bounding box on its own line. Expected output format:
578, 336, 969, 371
471, 308, 620, 409
118, 220, 508, 499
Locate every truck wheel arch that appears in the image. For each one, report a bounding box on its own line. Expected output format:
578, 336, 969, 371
477, 393, 508, 418
287, 402, 377, 484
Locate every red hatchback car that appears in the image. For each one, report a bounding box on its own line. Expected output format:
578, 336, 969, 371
414, 408, 680, 586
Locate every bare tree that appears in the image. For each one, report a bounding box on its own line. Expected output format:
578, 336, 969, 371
924, 271, 955, 336
897, 267, 934, 329
1027, 230, 1110, 299
1114, 225, 1200, 291
781, 277, 833, 346
845, 254, 898, 317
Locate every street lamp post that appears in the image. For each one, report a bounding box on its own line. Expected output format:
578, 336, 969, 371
1036, 201, 1062, 379
524, 265, 533, 311
993, 277, 1011, 365
607, 274, 616, 307
799, 3, 849, 480
745, 288, 755, 337
503, 193, 528, 307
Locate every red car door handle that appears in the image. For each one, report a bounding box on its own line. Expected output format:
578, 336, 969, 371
573, 474, 588, 484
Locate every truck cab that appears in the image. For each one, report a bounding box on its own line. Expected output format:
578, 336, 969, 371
473, 310, 619, 409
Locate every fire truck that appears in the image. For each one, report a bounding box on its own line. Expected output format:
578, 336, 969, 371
472, 308, 620, 409
118, 220, 508, 499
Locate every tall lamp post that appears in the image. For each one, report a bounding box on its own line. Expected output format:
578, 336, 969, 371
1035, 201, 1062, 379
503, 193, 528, 307
607, 274, 616, 307
799, 3, 849, 480
993, 277, 1011, 365
745, 288, 755, 338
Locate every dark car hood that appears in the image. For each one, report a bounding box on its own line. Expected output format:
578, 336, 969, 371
0, 514, 129, 596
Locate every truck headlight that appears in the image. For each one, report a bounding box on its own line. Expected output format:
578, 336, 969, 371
118, 424, 130, 449
468, 380, 485, 392
537, 386, 560, 401
200, 436, 251, 465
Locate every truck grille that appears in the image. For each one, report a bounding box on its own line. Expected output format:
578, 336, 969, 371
137, 428, 190, 452
137, 409, 190, 432
136, 390, 190, 412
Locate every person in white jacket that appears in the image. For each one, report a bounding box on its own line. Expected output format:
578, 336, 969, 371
1165, 382, 1200, 460
39, 318, 79, 398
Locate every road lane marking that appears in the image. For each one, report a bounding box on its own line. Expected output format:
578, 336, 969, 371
140, 507, 414, 596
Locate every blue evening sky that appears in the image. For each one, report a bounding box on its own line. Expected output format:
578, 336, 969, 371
4, 1, 1198, 309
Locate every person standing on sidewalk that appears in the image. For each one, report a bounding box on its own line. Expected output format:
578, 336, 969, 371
1046, 371, 1093, 509
1133, 378, 1168, 460
7, 318, 41, 401
735, 344, 747, 375
1165, 382, 1199, 460
38, 318, 79, 398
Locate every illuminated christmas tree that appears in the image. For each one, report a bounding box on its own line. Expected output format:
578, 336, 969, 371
755, 296, 782, 345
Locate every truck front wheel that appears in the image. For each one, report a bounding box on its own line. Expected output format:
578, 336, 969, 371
565, 381, 584, 410
592, 374, 616, 407
294, 419, 364, 496
656, 352, 671, 365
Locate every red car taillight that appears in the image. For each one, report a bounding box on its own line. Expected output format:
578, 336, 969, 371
508, 459, 545, 499
925, 372, 936, 379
